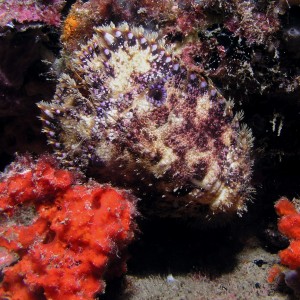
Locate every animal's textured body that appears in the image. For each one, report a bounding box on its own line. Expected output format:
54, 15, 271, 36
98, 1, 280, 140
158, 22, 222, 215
38, 22, 253, 218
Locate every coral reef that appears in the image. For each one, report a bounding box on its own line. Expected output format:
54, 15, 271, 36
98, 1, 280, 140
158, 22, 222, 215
268, 197, 300, 295
0, 0, 299, 297
0, 156, 137, 300
0, 0, 66, 27
38, 22, 253, 219
60, 0, 299, 96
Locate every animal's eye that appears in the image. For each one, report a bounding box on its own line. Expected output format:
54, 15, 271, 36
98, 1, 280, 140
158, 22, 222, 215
147, 82, 167, 106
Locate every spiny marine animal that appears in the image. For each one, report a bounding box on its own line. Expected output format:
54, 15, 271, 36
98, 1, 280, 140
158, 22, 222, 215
38, 22, 254, 219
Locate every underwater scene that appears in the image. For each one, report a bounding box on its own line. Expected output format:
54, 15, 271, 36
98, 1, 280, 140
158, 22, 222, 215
0, 0, 300, 299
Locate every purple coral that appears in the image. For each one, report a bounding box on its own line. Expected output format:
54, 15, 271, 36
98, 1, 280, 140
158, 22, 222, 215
285, 269, 300, 294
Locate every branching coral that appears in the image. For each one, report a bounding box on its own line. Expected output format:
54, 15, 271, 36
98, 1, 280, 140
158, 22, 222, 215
268, 197, 300, 294
0, 156, 137, 300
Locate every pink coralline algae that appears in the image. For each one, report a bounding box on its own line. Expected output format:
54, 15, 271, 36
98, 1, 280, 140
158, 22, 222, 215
0, 0, 65, 27
0, 156, 137, 300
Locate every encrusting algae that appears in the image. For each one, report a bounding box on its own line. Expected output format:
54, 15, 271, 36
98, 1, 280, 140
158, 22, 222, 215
38, 22, 254, 219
